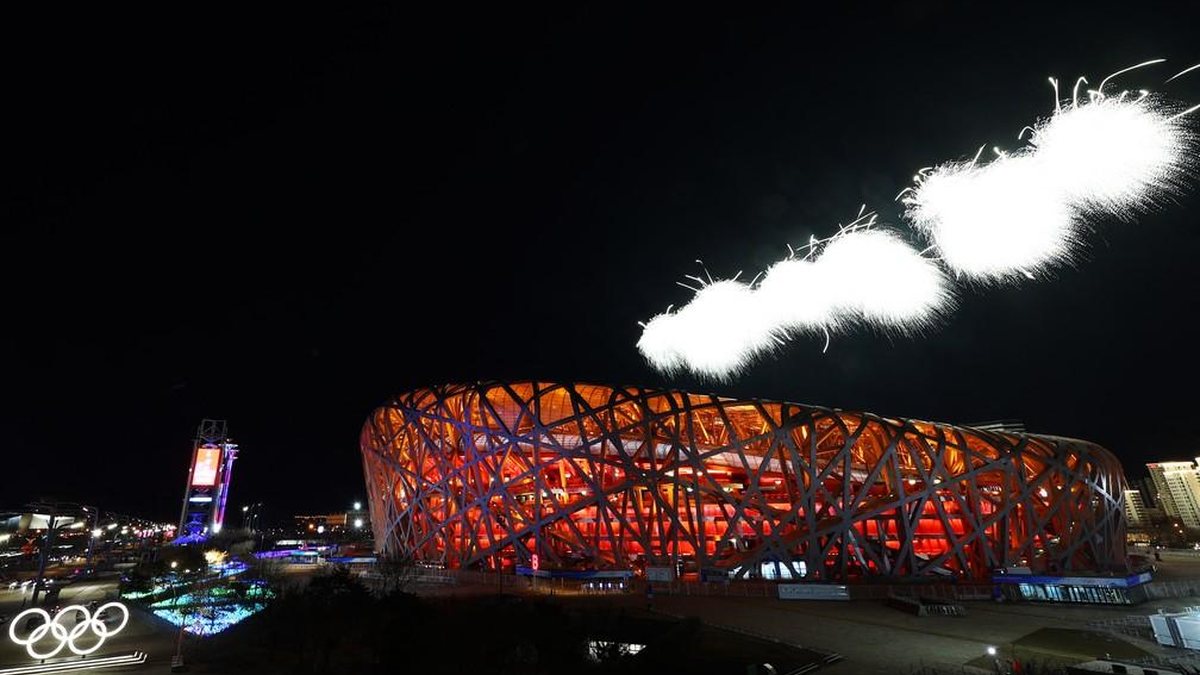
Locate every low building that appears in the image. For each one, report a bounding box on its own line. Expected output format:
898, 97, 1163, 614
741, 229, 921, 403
0, 509, 86, 534
294, 507, 369, 537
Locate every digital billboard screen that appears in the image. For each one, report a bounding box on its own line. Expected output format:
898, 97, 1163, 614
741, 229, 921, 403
192, 446, 221, 487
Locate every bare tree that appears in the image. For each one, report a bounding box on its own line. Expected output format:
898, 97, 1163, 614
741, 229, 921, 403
373, 553, 422, 595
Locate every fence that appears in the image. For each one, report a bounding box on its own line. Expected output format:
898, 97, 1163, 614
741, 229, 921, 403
1143, 580, 1200, 600
399, 567, 1000, 603
375, 566, 1200, 609
1085, 614, 1155, 641
637, 578, 994, 602
1127, 650, 1200, 672
1156, 549, 1200, 559
886, 593, 968, 617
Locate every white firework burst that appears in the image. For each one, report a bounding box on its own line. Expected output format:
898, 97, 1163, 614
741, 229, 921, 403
636, 279, 783, 381
902, 60, 1197, 282
1029, 92, 1195, 219
639, 217, 952, 378
903, 153, 1079, 282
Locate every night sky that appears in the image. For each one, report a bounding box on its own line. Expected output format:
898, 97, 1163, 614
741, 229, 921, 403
3, 4, 1199, 522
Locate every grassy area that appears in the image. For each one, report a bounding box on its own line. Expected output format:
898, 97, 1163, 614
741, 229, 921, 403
634, 623, 824, 674
188, 569, 826, 674
964, 627, 1150, 671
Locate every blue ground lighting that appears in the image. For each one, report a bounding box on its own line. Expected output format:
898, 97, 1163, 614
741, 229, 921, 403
152, 602, 268, 635
125, 559, 270, 636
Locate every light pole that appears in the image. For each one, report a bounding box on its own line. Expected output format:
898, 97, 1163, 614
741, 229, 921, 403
29, 502, 65, 607
171, 561, 186, 668
242, 502, 263, 534
82, 506, 99, 570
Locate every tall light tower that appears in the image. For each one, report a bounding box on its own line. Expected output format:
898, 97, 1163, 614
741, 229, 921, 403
177, 419, 240, 539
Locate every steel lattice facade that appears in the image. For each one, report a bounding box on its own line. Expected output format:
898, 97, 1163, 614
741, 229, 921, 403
360, 382, 1127, 582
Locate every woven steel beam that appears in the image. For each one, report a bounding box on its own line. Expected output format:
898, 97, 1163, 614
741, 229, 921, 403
360, 382, 1127, 582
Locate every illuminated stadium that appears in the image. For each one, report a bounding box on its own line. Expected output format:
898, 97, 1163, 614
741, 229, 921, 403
360, 382, 1127, 582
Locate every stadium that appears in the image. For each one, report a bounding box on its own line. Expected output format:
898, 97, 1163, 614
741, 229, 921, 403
360, 382, 1127, 583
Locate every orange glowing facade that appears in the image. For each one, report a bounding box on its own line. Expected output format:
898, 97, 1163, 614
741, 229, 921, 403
360, 382, 1127, 582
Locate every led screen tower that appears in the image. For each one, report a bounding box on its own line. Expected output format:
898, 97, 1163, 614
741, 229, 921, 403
178, 419, 239, 538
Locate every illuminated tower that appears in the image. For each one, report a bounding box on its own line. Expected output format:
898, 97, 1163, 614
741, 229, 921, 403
177, 419, 240, 538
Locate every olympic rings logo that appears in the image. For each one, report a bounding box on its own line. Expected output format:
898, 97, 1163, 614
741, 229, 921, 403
7, 602, 130, 660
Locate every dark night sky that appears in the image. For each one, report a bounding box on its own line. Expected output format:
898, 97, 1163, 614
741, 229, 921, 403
2, 4, 1199, 522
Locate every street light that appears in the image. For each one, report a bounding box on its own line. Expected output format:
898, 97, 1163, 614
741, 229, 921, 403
353, 502, 362, 511
986, 646, 1000, 675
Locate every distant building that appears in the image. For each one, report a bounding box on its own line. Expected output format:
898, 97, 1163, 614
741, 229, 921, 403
1147, 461, 1200, 529
0, 509, 85, 534
1137, 475, 1161, 510
294, 505, 369, 536
1148, 462, 1184, 518
1124, 489, 1151, 528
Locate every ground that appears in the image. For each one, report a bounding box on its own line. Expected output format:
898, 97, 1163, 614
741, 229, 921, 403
5, 554, 1200, 673
0, 576, 185, 674
437, 553, 1200, 674
644, 593, 1176, 674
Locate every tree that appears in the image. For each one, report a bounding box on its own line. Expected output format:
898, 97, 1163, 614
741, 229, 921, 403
156, 545, 209, 577
373, 554, 422, 595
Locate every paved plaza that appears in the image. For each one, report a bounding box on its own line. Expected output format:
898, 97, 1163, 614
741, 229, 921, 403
0, 579, 182, 674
